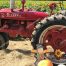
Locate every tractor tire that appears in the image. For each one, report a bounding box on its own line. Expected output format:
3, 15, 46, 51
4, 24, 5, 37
31, 14, 66, 49
31, 14, 66, 64
60, 10, 66, 16
2, 33, 9, 49
0, 34, 9, 49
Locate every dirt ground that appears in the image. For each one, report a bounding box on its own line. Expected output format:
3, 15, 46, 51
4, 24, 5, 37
0, 40, 36, 66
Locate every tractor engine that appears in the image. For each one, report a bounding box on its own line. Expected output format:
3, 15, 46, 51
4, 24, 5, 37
0, 0, 48, 49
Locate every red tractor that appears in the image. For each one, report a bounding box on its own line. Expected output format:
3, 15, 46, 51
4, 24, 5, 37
0, 0, 66, 65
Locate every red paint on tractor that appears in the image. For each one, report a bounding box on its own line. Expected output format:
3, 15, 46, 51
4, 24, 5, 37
0, 8, 48, 20
42, 27, 66, 53
0, 8, 48, 38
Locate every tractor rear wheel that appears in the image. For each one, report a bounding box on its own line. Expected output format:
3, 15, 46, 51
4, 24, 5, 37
0, 34, 9, 49
31, 14, 66, 64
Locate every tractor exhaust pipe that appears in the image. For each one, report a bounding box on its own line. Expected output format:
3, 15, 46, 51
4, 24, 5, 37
10, 0, 15, 12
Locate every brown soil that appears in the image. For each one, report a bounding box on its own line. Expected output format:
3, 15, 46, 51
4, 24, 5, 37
0, 40, 36, 66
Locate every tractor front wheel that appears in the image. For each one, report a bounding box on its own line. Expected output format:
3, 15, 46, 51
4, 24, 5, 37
0, 34, 9, 49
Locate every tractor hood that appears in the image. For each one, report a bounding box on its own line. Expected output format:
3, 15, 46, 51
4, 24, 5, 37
0, 8, 49, 20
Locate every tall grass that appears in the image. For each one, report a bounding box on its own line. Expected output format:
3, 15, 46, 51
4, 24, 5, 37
0, 1, 66, 12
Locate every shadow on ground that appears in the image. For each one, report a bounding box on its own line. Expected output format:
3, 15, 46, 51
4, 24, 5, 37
3, 49, 32, 55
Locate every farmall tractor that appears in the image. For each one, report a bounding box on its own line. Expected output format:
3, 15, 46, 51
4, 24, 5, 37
0, 0, 66, 66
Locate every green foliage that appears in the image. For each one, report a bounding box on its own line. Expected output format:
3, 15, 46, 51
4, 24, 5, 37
0, 1, 66, 12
